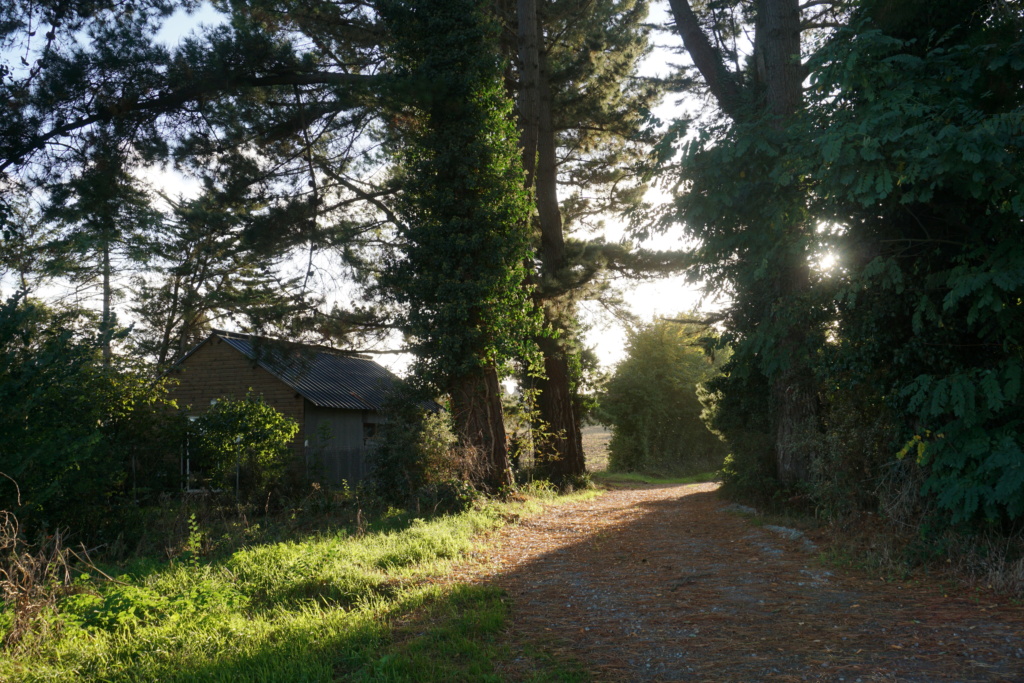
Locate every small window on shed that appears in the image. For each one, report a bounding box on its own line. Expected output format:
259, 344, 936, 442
363, 422, 378, 443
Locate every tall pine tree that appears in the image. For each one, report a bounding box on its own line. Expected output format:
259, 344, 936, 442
656, 0, 828, 484
512, 0, 662, 481
43, 132, 160, 364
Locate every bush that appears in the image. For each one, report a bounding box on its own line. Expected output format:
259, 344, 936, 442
413, 479, 479, 515
601, 319, 728, 476
807, 383, 902, 521
367, 391, 465, 507
0, 293, 182, 539
191, 393, 298, 500
699, 366, 777, 503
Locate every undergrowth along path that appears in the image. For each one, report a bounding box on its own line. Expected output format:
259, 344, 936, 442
450, 483, 1024, 682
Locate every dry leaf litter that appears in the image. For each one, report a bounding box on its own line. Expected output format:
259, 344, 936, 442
442, 482, 1024, 682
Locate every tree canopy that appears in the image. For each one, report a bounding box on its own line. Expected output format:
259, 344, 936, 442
651, 0, 1024, 527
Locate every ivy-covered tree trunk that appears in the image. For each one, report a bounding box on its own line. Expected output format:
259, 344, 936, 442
379, 0, 540, 491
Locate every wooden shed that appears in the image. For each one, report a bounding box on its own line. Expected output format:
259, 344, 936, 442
170, 330, 400, 486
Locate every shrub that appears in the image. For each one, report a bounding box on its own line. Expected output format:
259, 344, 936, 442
191, 393, 298, 500
807, 382, 902, 521
367, 391, 465, 508
0, 293, 182, 538
0, 511, 74, 647
699, 367, 777, 503
413, 479, 479, 515
601, 319, 729, 476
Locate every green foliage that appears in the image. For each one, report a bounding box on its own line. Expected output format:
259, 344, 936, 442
183, 514, 203, 568
2, 492, 593, 680
805, 383, 903, 521
366, 392, 476, 512
543, 0, 661, 226
62, 584, 174, 633
366, 395, 434, 504
42, 133, 161, 289
413, 479, 480, 516
642, 35, 832, 488
2, 0, 385, 364
0, 292, 182, 537
803, 1, 1024, 526
700, 363, 777, 503
191, 393, 298, 498
377, 0, 541, 392
601, 319, 728, 475
655, 0, 1024, 529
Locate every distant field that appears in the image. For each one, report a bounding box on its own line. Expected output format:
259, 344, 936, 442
582, 424, 611, 472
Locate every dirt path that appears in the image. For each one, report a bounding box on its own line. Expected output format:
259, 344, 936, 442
451, 483, 1024, 682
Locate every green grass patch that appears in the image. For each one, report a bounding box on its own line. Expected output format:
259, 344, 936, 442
1, 491, 598, 682
349, 584, 508, 682
346, 583, 590, 682
592, 470, 720, 486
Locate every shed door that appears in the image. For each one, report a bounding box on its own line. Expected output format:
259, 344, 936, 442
304, 406, 367, 485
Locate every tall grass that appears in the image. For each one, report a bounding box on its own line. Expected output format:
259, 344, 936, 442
1, 489, 597, 682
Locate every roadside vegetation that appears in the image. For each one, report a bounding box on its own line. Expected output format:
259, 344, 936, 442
592, 471, 719, 487
592, 311, 1024, 597
0, 484, 597, 682
598, 318, 728, 478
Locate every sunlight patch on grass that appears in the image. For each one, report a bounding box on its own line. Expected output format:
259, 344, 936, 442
0, 492, 598, 682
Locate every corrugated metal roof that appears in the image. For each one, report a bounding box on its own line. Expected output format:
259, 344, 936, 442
214, 331, 399, 410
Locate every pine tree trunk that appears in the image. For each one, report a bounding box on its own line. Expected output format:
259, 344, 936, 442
773, 364, 817, 484
534, 333, 586, 480
516, 0, 540, 183
772, 242, 818, 484
757, 0, 803, 122
516, 0, 586, 481
450, 365, 513, 490
100, 235, 113, 367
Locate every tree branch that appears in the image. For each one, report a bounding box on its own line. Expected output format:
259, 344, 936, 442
1, 71, 380, 173
661, 313, 726, 326
317, 164, 403, 231
666, 0, 746, 121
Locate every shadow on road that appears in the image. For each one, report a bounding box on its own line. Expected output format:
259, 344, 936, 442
480, 484, 1024, 682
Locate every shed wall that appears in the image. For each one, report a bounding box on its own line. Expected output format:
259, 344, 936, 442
304, 403, 373, 484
